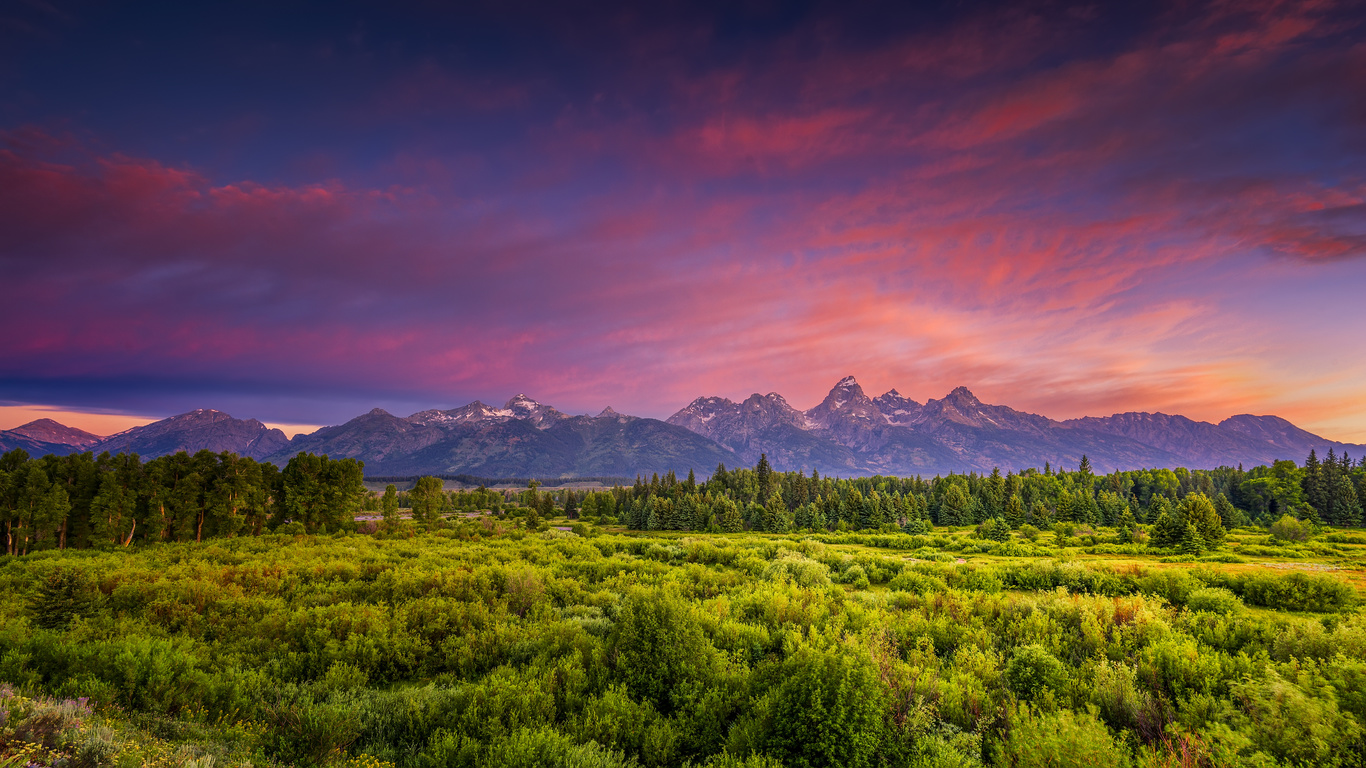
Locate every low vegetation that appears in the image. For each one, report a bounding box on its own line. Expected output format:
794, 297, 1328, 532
2, 449, 1364, 766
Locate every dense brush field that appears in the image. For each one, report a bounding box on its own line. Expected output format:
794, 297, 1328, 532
2, 520, 1365, 768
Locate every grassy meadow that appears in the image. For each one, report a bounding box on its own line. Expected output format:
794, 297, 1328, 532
2, 510, 1365, 768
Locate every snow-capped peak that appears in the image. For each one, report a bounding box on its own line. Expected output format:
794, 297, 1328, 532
835, 375, 858, 388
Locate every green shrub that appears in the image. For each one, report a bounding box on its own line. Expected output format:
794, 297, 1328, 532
1240, 571, 1355, 612
30, 569, 104, 630
888, 570, 948, 595
1186, 587, 1244, 615
1269, 515, 1312, 543
838, 565, 871, 589
1004, 645, 1066, 703
763, 553, 832, 589
992, 705, 1131, 767
755, 644, 886, 768
1229, 668, 1363, 767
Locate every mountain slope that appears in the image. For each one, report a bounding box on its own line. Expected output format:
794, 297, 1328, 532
8, 383, 1362, 477
0, 418, 104, 457
274, 398, 740, 477
667, 377, 1356, 475
92, 409, 290, 460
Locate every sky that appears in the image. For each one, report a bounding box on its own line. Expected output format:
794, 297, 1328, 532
2, 0, 1365, 441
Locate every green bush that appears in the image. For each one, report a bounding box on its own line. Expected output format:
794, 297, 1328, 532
755, 644, 886, 768
1229, 668, 1363, 767
1004, 645, 1066, 703
1269, 515, 1312, 543
993, 705, 1131, 767
30, 569, 104, 630
762, 553, 832, 589
1239, 571, 1355, 612
1186, 587, 1244, 614
888, 570, 948, 595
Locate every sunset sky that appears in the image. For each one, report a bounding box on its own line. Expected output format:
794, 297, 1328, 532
2, 0, 1365, 441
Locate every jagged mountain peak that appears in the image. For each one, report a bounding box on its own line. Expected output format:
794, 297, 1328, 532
806, 376, 879, 430
500, 394, 567, 429
368, 407, 393, 417
946, 386, 979, 403
873, 389, 923, 425
820, 376, 869, 405
743, 392, 794, 408
597, 406, 622, 419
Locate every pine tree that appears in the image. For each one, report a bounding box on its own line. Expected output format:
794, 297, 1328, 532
1179, 521, 1205, 554
764, 491, 789, 533
1150, 509, 1184, 549
1116, 508, 1138, 543
939, 484, 971, 526
755, 454, 773, 500
1179, 492, 1225, 547
717, 497, 743, 532
986, 468, 1006, 519
1303, 449, 1325, 516
1213, 493, 1247, 529
1333, 475, 1362, 528
1003, 494, 1025, 529
1055, 490, 1076, 522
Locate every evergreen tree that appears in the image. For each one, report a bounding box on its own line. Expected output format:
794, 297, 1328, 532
1116, 508, 1138, 543
1150, 509, 1184, 549
755, 454, 773, 501
763, 491, 789, 533
939, 484, 972, 526
1003, 494, 1025, 529
1179, 492, 1225, 548
1214, 493, 1248, 529
986, 468, 1006, 519
1332, 475, 1362, 528
1055, 489, 1076, 522
1179, 521, 1206, 554
716, 497, 743, 532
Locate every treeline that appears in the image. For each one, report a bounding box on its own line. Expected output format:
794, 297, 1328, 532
6, 445, 1363, 557
0, 449, 366, 555
365, 474, 633, 488
532, 452, 1365, 544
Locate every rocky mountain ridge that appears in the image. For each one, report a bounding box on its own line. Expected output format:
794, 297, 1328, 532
6, 383, 1363, 477
667, 377, 1365, 475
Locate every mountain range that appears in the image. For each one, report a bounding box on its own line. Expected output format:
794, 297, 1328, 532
4, 378, 1363, 478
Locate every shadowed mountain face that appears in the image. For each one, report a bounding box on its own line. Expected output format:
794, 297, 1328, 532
8, 385, 1363, 477
0, 418, 104, 456
271, 396, 738, 477
89, 410, 290, 460
667, 377, 1366, 475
